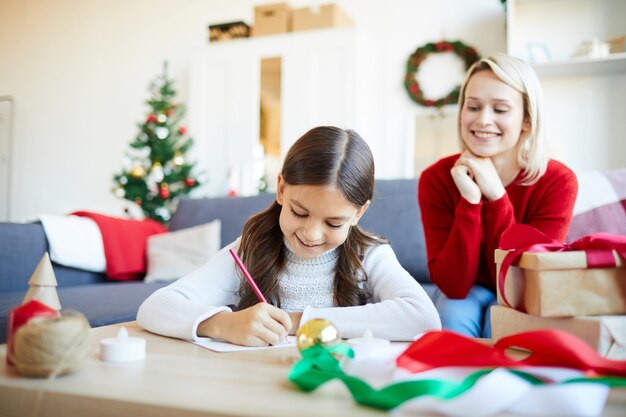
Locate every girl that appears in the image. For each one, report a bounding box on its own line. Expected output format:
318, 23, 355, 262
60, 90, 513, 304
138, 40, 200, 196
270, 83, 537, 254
138, 126, 440, 346
418, 54, 577, 338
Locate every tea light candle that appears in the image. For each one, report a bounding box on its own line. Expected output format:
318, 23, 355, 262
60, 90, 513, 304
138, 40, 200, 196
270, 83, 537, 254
347, 329, 390, 348
100, 327, 146, 362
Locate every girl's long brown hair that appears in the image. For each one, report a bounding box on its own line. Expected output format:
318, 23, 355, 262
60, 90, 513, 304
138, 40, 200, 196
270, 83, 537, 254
237, 126, 387, 310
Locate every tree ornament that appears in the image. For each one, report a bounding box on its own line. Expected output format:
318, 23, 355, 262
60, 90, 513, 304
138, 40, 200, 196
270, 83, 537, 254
146, 114, 157, 123
178, 126, 187, 135
159, 183, 170, 199
129, 165, 147, 178
150, 161, 164, 182
404, 40, 480, 108
296, 319, 339, 351
157, 113, 167, 123
155, 126, 169, 139
173, 151, 185, 166
166, 109, 174, 116
184, 177, 196, 188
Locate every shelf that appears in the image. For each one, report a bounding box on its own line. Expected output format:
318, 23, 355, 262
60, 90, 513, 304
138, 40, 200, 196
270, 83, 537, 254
532, 52, 626, 77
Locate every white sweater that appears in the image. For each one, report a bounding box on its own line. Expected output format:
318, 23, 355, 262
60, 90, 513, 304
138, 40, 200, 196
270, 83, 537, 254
137, 239, 441, 341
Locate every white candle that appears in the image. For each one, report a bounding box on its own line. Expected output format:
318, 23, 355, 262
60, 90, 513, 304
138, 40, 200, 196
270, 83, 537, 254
100, 327, 146, 362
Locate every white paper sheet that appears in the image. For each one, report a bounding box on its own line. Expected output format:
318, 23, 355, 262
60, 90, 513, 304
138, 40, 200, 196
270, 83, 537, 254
191, 336, 296, 352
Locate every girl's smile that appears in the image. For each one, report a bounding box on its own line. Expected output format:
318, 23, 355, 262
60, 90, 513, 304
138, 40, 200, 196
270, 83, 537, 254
276, 175, 369, 259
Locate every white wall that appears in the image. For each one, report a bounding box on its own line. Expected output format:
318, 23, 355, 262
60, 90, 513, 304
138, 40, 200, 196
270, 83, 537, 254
0, 0, 509, 221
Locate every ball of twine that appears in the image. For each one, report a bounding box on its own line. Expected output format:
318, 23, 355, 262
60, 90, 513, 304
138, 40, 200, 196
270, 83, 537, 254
12, 311, 94, 378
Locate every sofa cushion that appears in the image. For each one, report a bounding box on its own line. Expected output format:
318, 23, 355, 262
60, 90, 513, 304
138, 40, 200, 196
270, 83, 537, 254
145, 220, 221, 283
0, 281, 167, 344
567, 168, 626, 241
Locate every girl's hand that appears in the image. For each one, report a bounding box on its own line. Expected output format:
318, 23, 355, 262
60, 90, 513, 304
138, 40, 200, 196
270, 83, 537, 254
451, 156, 482, 204
197, 303, 292, 347
459, 153, 505, 202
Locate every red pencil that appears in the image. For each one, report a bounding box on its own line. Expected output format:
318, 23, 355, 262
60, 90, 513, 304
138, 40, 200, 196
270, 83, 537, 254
228, 248, 268, 303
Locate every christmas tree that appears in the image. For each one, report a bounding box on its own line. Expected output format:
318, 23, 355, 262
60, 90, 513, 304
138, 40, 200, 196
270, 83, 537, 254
113, 62, 201, 223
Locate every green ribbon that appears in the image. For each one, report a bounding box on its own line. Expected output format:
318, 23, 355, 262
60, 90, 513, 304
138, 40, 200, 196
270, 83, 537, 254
288, 344, 626, 411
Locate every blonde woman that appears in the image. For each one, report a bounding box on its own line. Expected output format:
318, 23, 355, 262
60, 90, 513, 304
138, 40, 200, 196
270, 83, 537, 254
418, 54, 577, 337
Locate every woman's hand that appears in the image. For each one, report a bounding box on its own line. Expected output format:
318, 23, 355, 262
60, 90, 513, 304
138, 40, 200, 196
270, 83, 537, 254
197, 303, 292, 346
451, 153, 482, 204
452, 151, 505, 203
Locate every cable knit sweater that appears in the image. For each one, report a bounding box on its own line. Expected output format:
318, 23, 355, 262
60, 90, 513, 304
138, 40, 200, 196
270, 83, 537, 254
137, 239, 441, 342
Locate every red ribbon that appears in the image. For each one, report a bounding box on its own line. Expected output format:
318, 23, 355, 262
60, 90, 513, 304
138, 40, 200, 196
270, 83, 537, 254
497, 224, 626, 308
397, 330, 626, 377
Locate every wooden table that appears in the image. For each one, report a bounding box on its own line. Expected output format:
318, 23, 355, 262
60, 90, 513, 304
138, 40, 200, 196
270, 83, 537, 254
1, 322, 625, 417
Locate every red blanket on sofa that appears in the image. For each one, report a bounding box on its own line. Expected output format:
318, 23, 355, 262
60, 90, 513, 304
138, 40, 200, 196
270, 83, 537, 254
72, 211, 167, 280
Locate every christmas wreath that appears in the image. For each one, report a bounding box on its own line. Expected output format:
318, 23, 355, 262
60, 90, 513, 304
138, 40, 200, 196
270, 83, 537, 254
404, 40, 480, 108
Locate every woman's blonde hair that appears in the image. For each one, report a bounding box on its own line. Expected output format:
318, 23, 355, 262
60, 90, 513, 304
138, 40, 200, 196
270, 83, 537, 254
457, 53, 548, 184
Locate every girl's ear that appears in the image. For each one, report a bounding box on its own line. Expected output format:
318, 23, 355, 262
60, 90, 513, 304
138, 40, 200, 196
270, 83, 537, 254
352, 200, 371, 226
276, 173, 285, 205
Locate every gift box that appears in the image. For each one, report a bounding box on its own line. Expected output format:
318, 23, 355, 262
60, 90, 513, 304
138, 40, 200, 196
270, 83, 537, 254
495, 247, 626, 317
490, 305, 626, 358
208, 21, 250, 42
252, 3, 291, 37
292, 4, 353, 32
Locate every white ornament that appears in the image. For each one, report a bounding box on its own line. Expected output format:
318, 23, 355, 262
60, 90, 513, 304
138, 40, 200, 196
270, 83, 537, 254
155, 127, 169, 139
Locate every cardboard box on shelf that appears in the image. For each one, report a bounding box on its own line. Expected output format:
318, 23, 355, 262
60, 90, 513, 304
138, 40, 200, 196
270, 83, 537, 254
292, 4, 353, 32
495, 248, 626, 317
490, 305, 626, 358
607, 35, 625, 53
252, 3, 291, 37
208, 21, 250, 42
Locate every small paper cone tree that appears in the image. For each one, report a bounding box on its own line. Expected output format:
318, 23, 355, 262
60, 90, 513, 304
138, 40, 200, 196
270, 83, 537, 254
22, 252, 61, 310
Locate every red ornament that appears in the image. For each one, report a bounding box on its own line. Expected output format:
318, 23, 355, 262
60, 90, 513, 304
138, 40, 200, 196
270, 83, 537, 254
135, 198, 142, 205
146, 114, 157, 123
178, 126, 187, 135
7, 299, 58, 365
166, 109, 174, 116
184, 177, 196, 188
159, 184, 170, 199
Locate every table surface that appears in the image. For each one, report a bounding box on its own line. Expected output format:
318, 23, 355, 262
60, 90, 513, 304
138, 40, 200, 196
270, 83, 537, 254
1, 321, 625, 417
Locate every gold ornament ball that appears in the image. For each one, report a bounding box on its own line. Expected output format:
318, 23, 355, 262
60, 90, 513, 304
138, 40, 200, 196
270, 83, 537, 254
130, 166, 147, 178
296, 319, 339, 351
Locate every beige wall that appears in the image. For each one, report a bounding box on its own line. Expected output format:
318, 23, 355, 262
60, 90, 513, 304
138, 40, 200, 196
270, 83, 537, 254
1, 0, 505, 221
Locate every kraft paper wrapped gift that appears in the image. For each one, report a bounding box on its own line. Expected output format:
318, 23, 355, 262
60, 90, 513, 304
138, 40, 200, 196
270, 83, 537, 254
292, 4, 353, 32
491, 305, 626, 358
495, 247, 626, 317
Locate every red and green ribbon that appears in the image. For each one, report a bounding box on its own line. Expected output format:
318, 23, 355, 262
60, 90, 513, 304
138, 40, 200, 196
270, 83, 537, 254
288, 330, 626, 411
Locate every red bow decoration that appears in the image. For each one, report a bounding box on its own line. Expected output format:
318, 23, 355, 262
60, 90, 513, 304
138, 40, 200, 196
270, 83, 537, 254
497, 224, 626, 308
397, 330, 626, 377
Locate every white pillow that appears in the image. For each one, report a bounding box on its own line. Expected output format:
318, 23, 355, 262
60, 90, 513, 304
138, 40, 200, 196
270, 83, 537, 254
144, 220, 221, 283
39, 214, 106, 272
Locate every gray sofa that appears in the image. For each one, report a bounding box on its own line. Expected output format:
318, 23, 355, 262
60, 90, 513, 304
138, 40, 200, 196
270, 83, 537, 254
0, 179, 433, 344
2, 170, 624, 344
